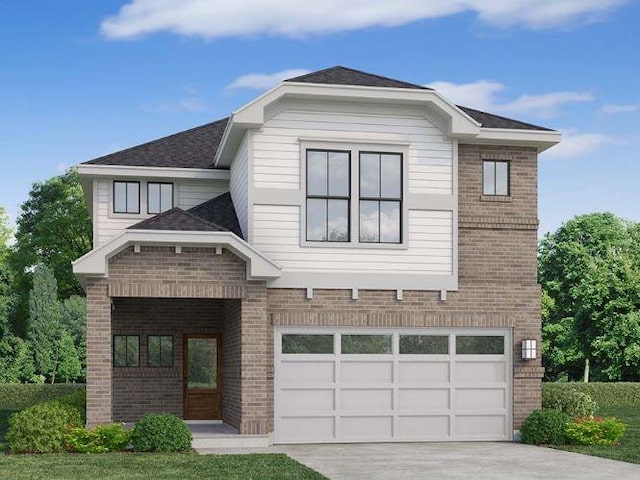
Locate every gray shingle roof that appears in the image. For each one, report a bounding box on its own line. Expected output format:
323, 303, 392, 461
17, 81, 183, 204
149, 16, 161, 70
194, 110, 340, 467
84, 117, 229, 169
285, 66, 431, 90
188, 192, 244, 239
457, 106, 554, 132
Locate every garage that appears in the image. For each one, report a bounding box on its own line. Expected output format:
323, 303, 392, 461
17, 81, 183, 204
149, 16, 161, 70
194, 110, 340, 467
274, 328, 512, 444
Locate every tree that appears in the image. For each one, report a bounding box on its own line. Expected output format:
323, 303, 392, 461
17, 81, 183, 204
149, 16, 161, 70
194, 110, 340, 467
539, 213, 640, 381
0, 206, 11, 260
10, 169, 92, 336
60, 296, 87, 378
56, 331, 82, 383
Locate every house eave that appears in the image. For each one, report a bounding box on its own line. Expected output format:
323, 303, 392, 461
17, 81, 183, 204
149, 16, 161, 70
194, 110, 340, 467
77, 164, 230, 180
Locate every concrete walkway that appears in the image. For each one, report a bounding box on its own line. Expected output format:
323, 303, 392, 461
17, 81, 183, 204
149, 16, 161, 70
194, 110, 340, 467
200, 442, 640, 480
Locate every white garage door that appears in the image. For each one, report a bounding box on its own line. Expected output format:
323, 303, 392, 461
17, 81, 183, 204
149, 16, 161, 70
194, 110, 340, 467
274, 328, 511, 444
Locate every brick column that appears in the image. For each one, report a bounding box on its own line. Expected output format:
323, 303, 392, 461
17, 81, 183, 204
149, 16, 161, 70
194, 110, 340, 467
239, 281, 269, 435
86, 279, 112, 427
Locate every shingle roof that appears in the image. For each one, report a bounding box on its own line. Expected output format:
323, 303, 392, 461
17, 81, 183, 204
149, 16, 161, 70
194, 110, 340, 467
285, 66, 430, 90
457, 106, 554, 132
188, 192, 244, 239
128, 207, 229, 232
84, 117, 229, 169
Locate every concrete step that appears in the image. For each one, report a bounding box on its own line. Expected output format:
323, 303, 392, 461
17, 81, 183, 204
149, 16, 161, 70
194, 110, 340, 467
192, 434, 272, 450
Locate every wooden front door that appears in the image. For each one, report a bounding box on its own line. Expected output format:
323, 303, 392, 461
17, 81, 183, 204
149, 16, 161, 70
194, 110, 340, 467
183, 335, 222, 420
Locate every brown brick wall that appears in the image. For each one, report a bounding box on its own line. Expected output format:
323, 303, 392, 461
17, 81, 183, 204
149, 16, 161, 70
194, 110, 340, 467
222, 300, 242, 429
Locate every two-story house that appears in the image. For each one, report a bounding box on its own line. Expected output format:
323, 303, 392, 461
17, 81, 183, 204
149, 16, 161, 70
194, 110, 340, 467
73, 66, 560, 444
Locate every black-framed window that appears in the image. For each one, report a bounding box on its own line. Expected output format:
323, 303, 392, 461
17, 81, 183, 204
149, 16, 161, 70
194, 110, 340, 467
148, 335, 173, 367
359, 152, 402, 243
147, 182, 174, 214
113, 335, 139, 367
113, 181, 140, 214
306, 150, 350, 242
482, 160, 510, 196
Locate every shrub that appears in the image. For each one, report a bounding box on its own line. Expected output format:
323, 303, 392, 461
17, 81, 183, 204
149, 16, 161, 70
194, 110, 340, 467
0, 384, 85, 411
65, 423, 131, 453
7, 401, 83, 453
543, 383, 640, 408
543, 388, 596, 418
565, 417, 627, 446
56, 389, 87, 421
520, 409, 571, 445
131, 413, 192, 452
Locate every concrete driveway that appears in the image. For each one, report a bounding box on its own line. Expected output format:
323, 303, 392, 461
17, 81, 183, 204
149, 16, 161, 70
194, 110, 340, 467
201, 442, 640, 480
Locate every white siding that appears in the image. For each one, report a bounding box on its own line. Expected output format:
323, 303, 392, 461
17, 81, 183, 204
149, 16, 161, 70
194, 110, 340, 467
94, 178, 228, 247
253, 205, 452, 274
230, 134, 249, 238
253, 104, 453, 194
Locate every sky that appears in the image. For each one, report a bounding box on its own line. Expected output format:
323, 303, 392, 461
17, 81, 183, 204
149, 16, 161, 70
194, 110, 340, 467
1, 0, 639, 236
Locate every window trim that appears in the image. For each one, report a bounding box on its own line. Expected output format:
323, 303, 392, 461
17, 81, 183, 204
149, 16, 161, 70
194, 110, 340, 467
147, 335, 174, 367
147, 182, 174, 215
358, 151, 403, 244
482, 160, 510, 197
305, 149, 352, 243
113, 181, 141, 214
113, 335, 140, 367
299, 141, 409, 250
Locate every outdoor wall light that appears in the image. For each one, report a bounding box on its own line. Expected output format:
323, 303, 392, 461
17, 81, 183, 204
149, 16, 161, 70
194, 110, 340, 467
521, 339, 537, 360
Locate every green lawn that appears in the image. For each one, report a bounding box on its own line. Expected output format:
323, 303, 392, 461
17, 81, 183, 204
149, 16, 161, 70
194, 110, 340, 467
554, 406, 640, 464
0, 453, 326, 480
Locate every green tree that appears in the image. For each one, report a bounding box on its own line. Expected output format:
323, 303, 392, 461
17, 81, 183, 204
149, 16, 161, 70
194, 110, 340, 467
60, 296, 87, 378
10, 169, 92, 336
56, 330, 82, 383
539, 212, 640, 381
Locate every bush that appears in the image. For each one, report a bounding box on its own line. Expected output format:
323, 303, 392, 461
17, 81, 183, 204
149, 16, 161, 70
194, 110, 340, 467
65, 423, 131, 453
131, 413, 191, 452
565, 417, 627, 446
7, 401, 83, 453
0, 384, 85, 411
520, 409, 571, 445
56, 389, 87, 421
543, 383, 640, 408
543, 388, 596, 418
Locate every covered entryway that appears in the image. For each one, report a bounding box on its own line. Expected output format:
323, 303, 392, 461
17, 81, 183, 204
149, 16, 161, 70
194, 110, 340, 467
274, 328, 512, 443
184, 335, 223, 420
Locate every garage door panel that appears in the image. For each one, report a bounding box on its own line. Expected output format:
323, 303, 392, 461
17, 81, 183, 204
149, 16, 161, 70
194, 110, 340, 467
278, 388, 335, 414
341, 416, 393, 440
279, 417, 335, 442
341, 388, 393, 412
280, 361, 335, 385
397, 415, 450, 438
398, 388, 450, 411
456, 388, 506, 410
455, 415, 507, 438
455, 361, 506, 383
398, 361, 449, 384
341, 361, 393, 384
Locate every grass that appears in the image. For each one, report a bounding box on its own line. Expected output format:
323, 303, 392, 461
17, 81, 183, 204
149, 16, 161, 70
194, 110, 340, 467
0, 453, 326, 480
554, 406, 640, 464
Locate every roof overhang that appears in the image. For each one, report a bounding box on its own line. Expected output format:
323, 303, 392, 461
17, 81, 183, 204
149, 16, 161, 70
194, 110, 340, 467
215, 82, 485, 167
472, 128, 561, 153
77, 164, 230, 180
72, 229, 282, 283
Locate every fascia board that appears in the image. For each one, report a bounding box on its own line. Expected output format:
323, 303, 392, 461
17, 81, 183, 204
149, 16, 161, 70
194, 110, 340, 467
77, 164, 230, 180
473, 128, 562, 152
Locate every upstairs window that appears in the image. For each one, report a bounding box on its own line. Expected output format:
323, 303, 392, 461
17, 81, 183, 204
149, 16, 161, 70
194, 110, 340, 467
306, 150, 350, 242
113, 181, 140, 214
359, 152, 402, 243
483, 160, 509, 196
147, 182, 174, 214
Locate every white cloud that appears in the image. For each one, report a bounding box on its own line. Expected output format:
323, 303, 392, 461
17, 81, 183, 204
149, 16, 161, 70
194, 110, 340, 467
602, 103, 638, 114
141, 86, 206, 113
427, 80, 593, 117
542, 131, 615, 160
56, 162, 68, 173
227, 69, 310, 90
100, 0, 630, 40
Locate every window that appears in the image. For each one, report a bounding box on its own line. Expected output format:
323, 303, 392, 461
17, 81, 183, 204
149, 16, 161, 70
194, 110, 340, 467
341, 335, 392, 354
113, 181, 140, 214
282, 334, 334, 354
483, 160, 509, 196
113, 335, 139, 367
147, 183, 174, 214
148, 335, 173, 367
359, 153, 402, 243
399, 335, 449, 354
456, 336, 504, 355
306, 150, 350, 242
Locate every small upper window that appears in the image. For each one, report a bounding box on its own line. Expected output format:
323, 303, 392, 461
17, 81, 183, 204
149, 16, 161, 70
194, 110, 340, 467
483, 160, 509, 196
113, 181, 140, 214
147, 183, 174, 214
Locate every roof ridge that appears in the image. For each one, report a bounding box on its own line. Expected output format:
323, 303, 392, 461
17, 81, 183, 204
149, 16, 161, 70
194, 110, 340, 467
286, 65, 430, 90
128, 207, 229, 232
178, 208, 230, 232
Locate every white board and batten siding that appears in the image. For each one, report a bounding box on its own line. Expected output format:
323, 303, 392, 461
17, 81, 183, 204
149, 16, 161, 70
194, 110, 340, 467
229, 134, 249, 239
94, 178, 229, 247
249, 102, 456, 284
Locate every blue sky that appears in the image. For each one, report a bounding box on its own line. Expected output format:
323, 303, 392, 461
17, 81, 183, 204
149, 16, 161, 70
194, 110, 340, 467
1, 0, 639, 236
